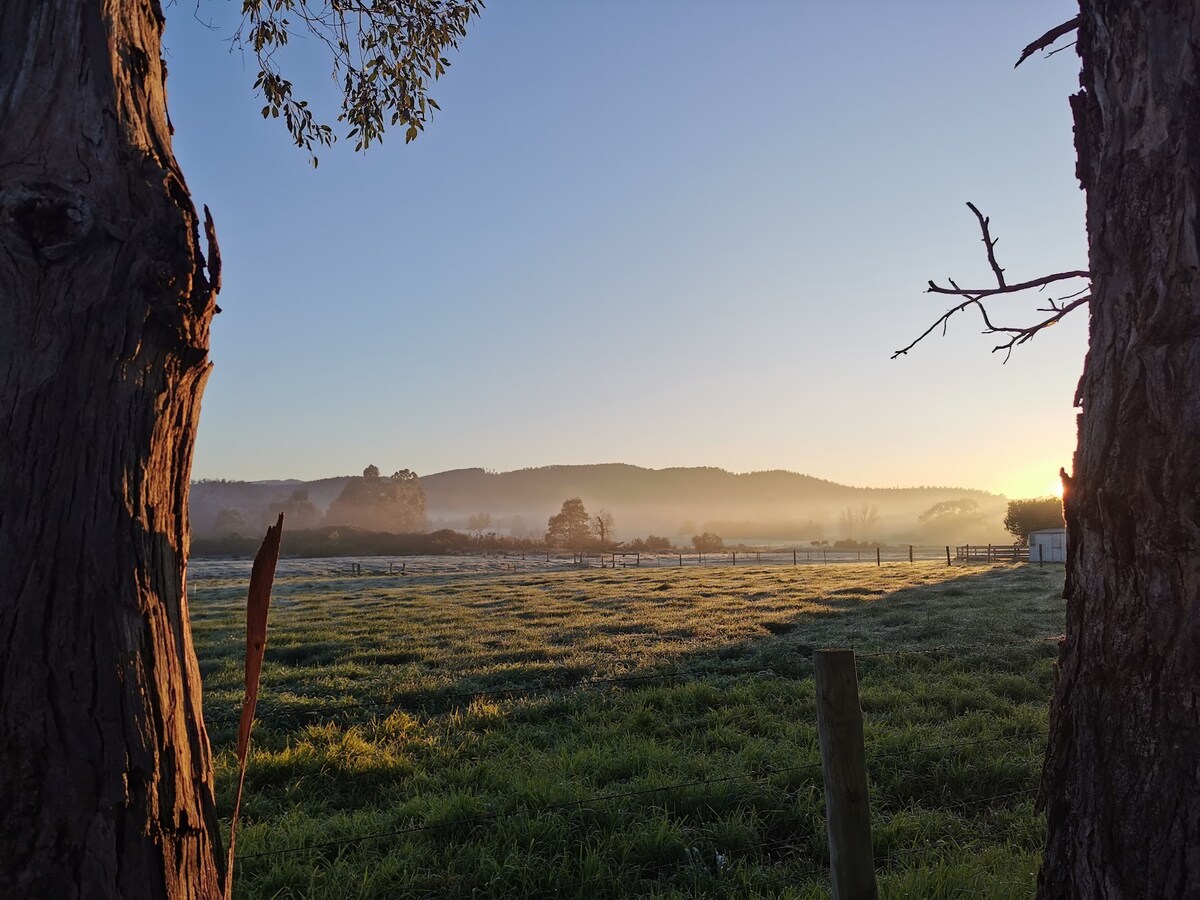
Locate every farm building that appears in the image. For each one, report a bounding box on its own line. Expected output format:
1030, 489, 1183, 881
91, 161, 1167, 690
1028, 527, 1066, 563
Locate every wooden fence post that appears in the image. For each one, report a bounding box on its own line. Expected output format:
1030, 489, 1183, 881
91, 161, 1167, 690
814, 649, 878, 900
1039, 544, 1044, 567
875, 547, 880, 567
945, 546, 951, 566
794, 549, 798, 565
908, 545, 913, 565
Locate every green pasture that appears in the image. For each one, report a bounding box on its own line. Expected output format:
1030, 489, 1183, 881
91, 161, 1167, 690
190, 560, 1065, 898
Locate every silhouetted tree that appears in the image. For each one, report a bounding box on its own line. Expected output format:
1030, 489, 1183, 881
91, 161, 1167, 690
1003, 497, 1064, 542
546, 498, 594, 547
267, 490, 321, 531
917, 498, 988, 542
919, 498, 980, 524
1, 4, 480, 891
896, 9, 1200, 892
838, 503, 879, 541
324, 468, 428, 533
593, 510, 616, 544
466, 512, 492, 535
213, 507, 247, 535
692, 532, 724, 553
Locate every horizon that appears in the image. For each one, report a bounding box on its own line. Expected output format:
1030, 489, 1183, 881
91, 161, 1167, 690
193, 460, 1062, 501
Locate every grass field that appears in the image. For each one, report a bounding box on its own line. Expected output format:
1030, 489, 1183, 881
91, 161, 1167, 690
190, 560, 1065, 898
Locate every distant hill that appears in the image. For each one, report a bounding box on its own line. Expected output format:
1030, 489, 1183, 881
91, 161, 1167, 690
191, 463, 1010, 545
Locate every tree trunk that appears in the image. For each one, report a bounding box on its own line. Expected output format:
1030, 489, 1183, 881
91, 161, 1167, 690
0, 2, 223, 897
1041, 1, 1200, 895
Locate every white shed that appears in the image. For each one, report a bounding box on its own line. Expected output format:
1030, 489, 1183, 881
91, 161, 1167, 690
1028, 528, 1067, 563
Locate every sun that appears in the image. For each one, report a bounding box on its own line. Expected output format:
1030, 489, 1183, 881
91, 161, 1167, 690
1047, 481, 1064, 498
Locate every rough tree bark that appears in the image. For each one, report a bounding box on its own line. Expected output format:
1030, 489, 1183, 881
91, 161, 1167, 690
0, 2, 223, 897
1041, 1, 1200, 896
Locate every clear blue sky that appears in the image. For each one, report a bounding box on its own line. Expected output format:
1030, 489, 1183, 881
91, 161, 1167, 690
167, 1, 1086, 498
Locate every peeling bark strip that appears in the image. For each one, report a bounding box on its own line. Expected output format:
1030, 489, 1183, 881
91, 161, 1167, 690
1014, 15, 1082, 69
1040, 1, 1200, 896
225, 515, 284, 898
0, 1, 223, 898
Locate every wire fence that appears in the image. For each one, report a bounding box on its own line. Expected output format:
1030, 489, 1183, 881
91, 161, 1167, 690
225, 638, 1056, 896
192, 544, 1047, 584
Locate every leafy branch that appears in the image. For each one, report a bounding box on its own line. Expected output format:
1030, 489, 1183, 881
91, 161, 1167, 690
235, 0, 485, 162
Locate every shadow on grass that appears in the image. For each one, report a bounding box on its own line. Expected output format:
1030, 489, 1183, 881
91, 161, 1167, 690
199, 563, 1063, 737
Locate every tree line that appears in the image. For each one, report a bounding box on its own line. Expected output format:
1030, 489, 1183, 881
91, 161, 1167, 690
195, 493, 1064, 559
210, 465, 428, 537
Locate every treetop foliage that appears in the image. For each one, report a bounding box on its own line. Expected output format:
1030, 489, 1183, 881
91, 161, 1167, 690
325, 465, 427, 532
1003, 497, 1065, 541
546, 498, 594, 548
237, 0, 485, 160
918, 498, 980, 524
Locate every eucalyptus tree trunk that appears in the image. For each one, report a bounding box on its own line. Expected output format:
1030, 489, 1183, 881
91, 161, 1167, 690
1041, 1, 1200, 895
0, 1, 223, 897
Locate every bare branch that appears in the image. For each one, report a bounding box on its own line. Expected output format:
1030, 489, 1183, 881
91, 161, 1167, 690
895, 203, 1091, 361
891, 297, 981, 359
966, 201, 1005, 288
1015, 15, 1081, 68
989, 295, 1090, 362
927, 269, 1089, 298
892, 293, 1090, 362
1050, 285, 1091, 305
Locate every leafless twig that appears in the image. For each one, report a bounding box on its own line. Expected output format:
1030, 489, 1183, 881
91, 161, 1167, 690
966, 202, 1005, 288
1045, 40, 1077, 60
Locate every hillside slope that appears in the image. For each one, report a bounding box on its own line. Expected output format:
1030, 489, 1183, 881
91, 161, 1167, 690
192, 464, 1009, 544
